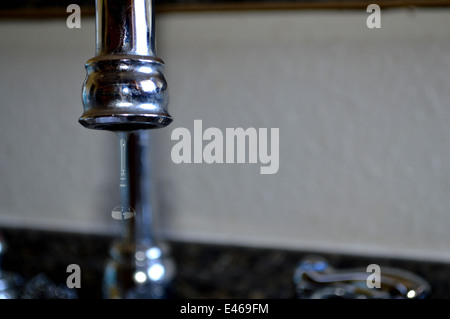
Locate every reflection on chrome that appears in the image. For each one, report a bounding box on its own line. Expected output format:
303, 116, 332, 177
80, 0, 172, 131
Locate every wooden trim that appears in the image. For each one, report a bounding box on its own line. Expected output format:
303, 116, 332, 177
156, 1, 450, 12
0, 1, 449, 19
0, 8, 85, 20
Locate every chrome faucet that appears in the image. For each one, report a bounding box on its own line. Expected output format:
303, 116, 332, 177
80, 0, 172, 131
80, 0, 174, 298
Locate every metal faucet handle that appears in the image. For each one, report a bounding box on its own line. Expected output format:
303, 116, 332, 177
293, 256, 431, 299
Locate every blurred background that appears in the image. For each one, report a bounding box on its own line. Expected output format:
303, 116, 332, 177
1, 0, 450, 298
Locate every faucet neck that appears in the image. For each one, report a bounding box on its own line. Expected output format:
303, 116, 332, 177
96, 0, 156, 57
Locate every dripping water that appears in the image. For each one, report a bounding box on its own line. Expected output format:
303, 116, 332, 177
111, 131, 136, 298
112, 131, 136, 224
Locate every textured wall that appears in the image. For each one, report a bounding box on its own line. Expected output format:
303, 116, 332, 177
1, 9, 450, 261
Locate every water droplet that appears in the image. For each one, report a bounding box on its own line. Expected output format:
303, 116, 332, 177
111, 206, 135, 220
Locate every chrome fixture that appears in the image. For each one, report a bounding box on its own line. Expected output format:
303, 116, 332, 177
80, 0, 174, 298
80, 0, 172, 131
293, 256, 430, 299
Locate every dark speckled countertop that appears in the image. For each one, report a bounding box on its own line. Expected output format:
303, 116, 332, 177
1, 227, 450, 299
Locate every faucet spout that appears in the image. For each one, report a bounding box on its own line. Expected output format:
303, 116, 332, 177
80, 0, 172, 131
79, 0, 175, 299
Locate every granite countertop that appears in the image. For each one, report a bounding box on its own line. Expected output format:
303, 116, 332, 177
1, 227, 449, 299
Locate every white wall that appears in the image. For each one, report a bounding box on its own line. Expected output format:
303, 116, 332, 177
1, 9, 450, 261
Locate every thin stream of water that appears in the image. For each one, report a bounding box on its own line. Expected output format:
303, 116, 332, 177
112, 131, 137, 298
112, 132, 136, 223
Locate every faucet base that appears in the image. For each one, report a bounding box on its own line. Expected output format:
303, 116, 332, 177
103, 240, 175, 299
